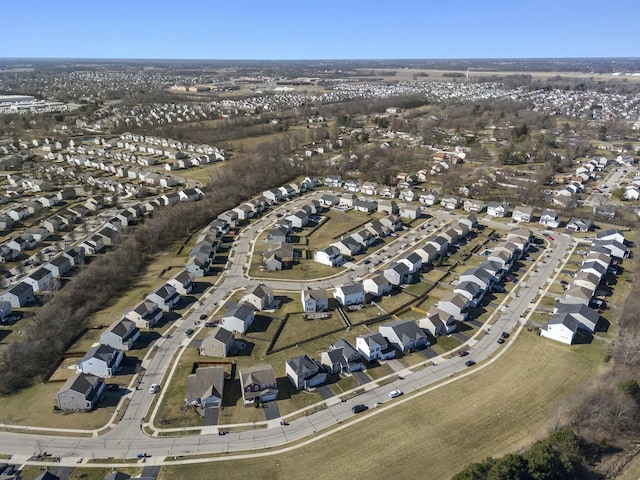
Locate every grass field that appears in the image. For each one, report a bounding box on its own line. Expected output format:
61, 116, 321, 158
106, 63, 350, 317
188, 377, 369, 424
158, 330, 607, 480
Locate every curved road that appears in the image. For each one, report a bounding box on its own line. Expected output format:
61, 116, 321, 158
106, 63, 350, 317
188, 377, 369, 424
0, 193, 577, 468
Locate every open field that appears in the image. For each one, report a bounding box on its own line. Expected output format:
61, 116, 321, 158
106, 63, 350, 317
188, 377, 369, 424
158, 330, 607, 480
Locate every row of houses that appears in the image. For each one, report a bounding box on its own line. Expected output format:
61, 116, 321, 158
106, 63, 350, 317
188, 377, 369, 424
541, 229, 628, 345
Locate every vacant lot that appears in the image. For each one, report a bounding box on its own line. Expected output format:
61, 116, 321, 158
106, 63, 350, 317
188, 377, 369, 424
159, 330, 607, 480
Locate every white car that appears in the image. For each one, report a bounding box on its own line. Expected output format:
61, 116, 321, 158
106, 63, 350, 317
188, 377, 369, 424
388, 389, 403, 398
149, 383, 159, 394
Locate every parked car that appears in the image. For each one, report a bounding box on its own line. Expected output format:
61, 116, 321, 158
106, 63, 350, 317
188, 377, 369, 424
149, 383, 159, 394
199, 314, 207, 320
388, 389, 403, 398
185, 328, 195, 336
497, 337, 505, 344
457, 350, 469, 357
465, 360, 476, 367
352, 404, 368, 414
501, 331, 510, 339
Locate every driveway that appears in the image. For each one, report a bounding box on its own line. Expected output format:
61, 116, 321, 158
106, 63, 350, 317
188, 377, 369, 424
264, 401, 281, 420
203, 407, 219, 426
452, 332, 469, 343
316, 385, 334, 400
352, 370, 371, 385
141, 465, 161, 479
386, 359, 405, 372
420, 348, 437, 359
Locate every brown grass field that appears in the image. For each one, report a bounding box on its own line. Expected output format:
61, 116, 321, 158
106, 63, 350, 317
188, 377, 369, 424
158, 330, 607, 480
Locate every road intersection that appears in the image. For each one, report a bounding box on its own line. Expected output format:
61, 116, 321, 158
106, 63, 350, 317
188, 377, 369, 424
0, 193, 579, 469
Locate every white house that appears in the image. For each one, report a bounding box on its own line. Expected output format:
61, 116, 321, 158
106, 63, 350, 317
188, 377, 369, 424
333, 283, 365, 306
314, 246, 343, 267
356, 332, 396, 361
220, 302, 255, 334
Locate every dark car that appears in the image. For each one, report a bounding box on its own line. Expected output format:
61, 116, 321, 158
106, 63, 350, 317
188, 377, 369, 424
199, 314, 207, 320
218, 430, 227, 436
185, 328, 195, 336
465, 360, 476, 367
497, 337, 505, 344
501, 331, 510, 339
352, 404, 368, 414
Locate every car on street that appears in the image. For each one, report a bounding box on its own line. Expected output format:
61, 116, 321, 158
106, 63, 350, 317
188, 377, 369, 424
352, 404, 368, 414
185, 328, 195, 336
218, 430, 227, 435
457, 350, 469, 357
548, 235, 555, 241
149, 383, 159, 394
501, 331, 510, 339
497, 337, 505, 344
199, 314, 207, 320
388, 389, 403, 398
465, 360, 476, 367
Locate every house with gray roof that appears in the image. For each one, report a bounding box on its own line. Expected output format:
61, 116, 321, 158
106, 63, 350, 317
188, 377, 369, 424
56, 373, 105, 411
200, 326, 236, 357
384, 262, 411, 286
301, 288, 329, 313
356, 332, 396, 361
540, 313, 580, 345
146, 283, 180, 311
100, 318, 140, 351
0, 282, 35, 307
314, 245, 343, 267
419, 307, 456, 336
124, 299, 163, 329
363, 274, 392, 298
379, 320, 428, 353
320, 339, 362, 374
76, 344, 124, 378
285, 354, 327, 390
437, 291, 470, 321
240, 364, 278, 405
553, 302, 599, 332
242, 283, 274, 311
167, 270, 195, 295
333, 283, 365, 306
185, 366, 225, 408
220, 302, 255, 334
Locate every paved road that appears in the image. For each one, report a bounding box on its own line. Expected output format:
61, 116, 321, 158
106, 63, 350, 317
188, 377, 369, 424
0, 193, 577, 468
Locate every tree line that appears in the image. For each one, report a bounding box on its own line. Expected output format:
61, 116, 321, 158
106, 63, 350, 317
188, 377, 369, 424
0, 153, 298, 395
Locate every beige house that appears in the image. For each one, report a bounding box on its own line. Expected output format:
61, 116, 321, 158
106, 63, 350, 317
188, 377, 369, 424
199, 326, 235, 358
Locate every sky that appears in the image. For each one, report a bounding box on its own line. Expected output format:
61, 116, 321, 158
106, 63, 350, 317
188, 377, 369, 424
2, 0, 639, 60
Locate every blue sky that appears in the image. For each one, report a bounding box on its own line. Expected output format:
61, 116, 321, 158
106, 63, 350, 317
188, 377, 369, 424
2, 0, 638, 59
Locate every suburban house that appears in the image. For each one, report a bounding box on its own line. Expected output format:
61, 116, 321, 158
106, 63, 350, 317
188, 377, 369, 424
415, 243, 440, 264
398, 252, 423, 274
356, 332, 396, 361
167, 270, 195, 295
540, 313, 579, 345
323, 175, 342, 188
241, 283, 274, 311
63, 246, 85, 266
333, 283, 365, 306
579, 260, 607, 280
463, 199, 485, 213
239, 364, 278, 405
124, 299, 163, 329
220, 302, 255, 334
186, 254, 210, 277
440, 195, 460, 210
419, 307, 457, 336
100, 318, 140, 351
146, 283, 180, 311
384, 262, 412, 286
454, 281, 485, 308
285, 354, 327, 390
459, 267, 496, 291
351, 229, 375, 247
185, 366, 225, 408
563, 285, 594, 305
0, 301, 11, 320
419, 191, 438, 206
379, 320, 429, 353
363, 274, 392, 298
592, 239, 628, 260
573, 271, 601, 291
76, 344, 124, 378
320, 339, 362, 374
487, 201, 509, 218
331, 236, 365, 257
552, 301, 599, 332
512, 205, 535, 223
428, 236, 449, 255
566, 217, 594, 232
377, 199, 399, 215
23, 268, 54, 292
0, 282, 35, 307
266, 226, 288, 244
199, 326, 236, 357
314, 246, 343, 267
56, 373, 105, 411
437, 292, 470, 321
301, 288, 329, 313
